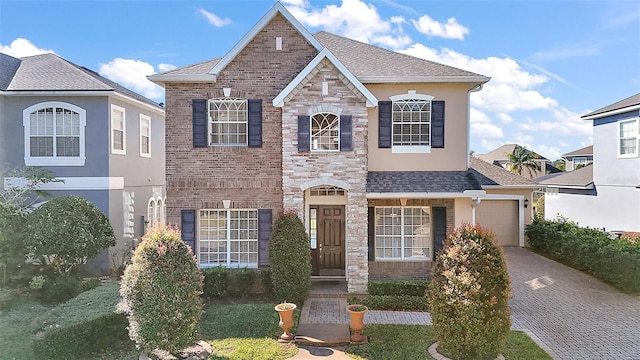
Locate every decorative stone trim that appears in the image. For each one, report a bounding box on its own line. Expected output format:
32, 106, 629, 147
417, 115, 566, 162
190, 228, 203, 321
299, 177, 351, 191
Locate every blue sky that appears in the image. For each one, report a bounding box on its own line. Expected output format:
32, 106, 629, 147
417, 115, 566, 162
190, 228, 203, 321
2, 0, 639, 160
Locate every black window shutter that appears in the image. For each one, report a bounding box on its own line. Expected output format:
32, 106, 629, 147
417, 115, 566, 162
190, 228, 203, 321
258, 209, 272, 267
431, 100, 445, 149
298, 115, 310, 152
432, 207, 447, 259
247, 99, 262, 148
192, 99, 208, 148
181, 209, 197, 252
340, 115, 352, 151
368, 207, 375, 261
378, 101, 392, 148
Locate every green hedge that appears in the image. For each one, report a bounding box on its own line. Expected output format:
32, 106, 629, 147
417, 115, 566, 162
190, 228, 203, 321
202, 267, 257, 298
362, 295, 428, 311
526, 216, 640, 293
32, 281, 130, 359
368, 279, 429, 297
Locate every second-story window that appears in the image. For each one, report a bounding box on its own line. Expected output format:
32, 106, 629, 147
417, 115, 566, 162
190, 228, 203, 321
619, 118, 638, 158
392, 98, 431, 147
111, 105, 126, 155
311, 112, 340, 151
208, 98, 247, 146
139, 114, 151, 157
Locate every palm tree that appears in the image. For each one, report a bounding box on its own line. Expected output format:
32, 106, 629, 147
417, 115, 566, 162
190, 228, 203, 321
506, 145, 541, 177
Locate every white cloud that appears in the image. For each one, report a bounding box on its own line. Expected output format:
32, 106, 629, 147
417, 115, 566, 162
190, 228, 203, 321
497, 113, 512, 124
411, 15, 469, 40
0, 38, 54, 57
470, 108, 491, 123
285, 0, 410, 49
198, 9, 231, 27
99, 58, 169, 101
472, 123, 504, 138
158, 63, 177, 72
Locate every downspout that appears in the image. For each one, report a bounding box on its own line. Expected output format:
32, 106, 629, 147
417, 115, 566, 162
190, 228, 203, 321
471, 197, 482, 224
467, 83, 484, 169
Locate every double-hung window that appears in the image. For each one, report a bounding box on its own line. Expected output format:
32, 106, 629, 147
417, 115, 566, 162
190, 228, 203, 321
23, 102, 86, 166
199, 209, 258, 268
389, 93, 434, 153
208, 98, 247, 145
375, 206, 431, 260
311, 112, 340, 151
139, 114, 151, 157
619, 118, 638, 158
111, 105, 126, 155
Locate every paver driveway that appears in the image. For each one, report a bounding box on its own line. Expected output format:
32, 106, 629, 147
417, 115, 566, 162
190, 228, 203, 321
504, 247, 640, 360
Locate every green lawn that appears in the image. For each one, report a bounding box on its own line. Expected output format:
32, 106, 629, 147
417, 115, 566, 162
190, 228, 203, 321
0, 295, 550, 360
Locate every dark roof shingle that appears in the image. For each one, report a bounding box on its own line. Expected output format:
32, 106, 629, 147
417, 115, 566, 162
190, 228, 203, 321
469, 157, 538, 186
367, 171, 482, 193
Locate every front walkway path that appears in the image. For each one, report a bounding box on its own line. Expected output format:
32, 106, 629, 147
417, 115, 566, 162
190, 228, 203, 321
504, 247, 640, 360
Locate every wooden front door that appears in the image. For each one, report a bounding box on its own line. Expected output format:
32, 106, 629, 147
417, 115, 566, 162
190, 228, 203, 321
315, 206, 345, 276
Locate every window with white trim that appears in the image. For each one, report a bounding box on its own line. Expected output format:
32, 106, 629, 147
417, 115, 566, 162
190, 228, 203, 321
157, 198, 164, 224
311, 112, 339, 151
147, 199, 156, 225
208, 98, 247, 145
572, 157, 589, 168
23, 102, 86, 166
199, 209, 258, 267
111, 105, 126, 155
139, 114, 151, 157
375, 206, 431, 260
619, 118, 638, 157
392, 96, 432, 147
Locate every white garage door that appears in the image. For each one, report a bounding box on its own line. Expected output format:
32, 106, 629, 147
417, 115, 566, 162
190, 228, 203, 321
476, 200, 519, 246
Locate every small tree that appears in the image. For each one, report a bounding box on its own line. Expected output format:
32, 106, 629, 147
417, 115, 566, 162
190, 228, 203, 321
25, 195, 116, 276
505, 145, 541, 177
428, 223, 511, 360
268, 211, 311, 305
119, 225, 203, 355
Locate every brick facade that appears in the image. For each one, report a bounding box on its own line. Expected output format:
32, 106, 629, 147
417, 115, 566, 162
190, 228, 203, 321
164, 14, 318, 226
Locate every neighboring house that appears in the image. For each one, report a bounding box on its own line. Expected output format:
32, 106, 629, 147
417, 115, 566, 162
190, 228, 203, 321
542, 93, 640, 232
475, 144, 562, 179
0, 52, 166, 274
562, 145, 593, 171
148, 3, 531, 293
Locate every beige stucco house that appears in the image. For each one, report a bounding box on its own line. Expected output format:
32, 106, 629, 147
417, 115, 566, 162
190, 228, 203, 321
148, 2, 533, 293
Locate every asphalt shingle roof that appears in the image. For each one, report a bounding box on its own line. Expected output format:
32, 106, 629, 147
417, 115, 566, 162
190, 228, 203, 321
562, 145, 593, 158
366, 171, 482, 193
153, 58, 221, 76
0, 53, 21, 90
537, 164, 593, 187
469, 157, 538, 186
2, 53, 162, 109
582, 93, 640, 118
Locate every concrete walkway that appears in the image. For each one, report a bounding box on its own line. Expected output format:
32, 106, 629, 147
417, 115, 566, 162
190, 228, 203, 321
291, 247, 640, 359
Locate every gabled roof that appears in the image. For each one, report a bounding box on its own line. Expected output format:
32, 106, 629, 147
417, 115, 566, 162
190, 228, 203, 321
562, 145, 593, 158
1, 53, 163, 110
581, 93, 640, 120
314, 31, 489, 84
147, 58, 220, 84
209, 2, 322, 81
367, 171, 482, 194
475, 144, 548, 162
272, 48, 377, 108
537, 164, 593, 189
0, 53, 22, 90
469, 157, 538, 187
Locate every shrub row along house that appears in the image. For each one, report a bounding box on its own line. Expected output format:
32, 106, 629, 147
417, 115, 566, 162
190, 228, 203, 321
148, 3, 536, 293
0, 52, 165, 274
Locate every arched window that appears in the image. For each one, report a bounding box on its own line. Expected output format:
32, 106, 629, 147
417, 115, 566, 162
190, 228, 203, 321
389, 94, 433, 147
23, 102, 86, 166
311, 112, 339, 151
147, 199, 156, 226
157, 198, 164, 224
208, 98, 247, 145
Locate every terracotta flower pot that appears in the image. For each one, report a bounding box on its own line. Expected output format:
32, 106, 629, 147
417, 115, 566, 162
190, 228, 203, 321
346, 304, 368, 342
275, 303, 297, 341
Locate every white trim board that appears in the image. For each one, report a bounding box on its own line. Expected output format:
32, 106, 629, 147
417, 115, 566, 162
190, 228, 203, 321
5, 177, 125, 190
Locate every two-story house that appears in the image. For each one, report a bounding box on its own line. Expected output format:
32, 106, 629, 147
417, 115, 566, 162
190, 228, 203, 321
561, 145, 593, 171
0, 52, 166, 274
149, 2, 534, 292
543, 93, 640, 233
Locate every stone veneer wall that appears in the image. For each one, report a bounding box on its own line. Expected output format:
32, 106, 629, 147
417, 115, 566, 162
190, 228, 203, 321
367, 198, 455, 281
281, 59, 370, 293
163, 14, 317, 226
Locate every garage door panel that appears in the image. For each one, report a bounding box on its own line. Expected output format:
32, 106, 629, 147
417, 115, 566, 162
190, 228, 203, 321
477, 200, 518, 246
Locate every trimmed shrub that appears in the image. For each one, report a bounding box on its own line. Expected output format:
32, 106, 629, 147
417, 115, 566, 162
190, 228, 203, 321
368, 279, 430, 297
80, 278, 102, 292
25, 195, 116, 276
202, 267, 229, 298
362, 295, 428, 311
526, 216, 640, 293
268, 211, 311, 305
33, 281, 129, 359
260, 267, 275, 299
227, 268, 256, 298
41, 275, 80, 303
428, 223, 511, 360
119, 225, 203, 355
